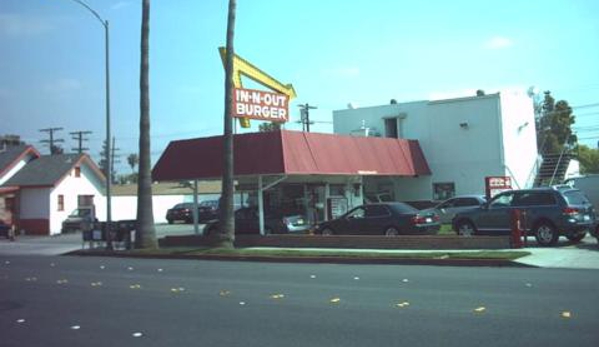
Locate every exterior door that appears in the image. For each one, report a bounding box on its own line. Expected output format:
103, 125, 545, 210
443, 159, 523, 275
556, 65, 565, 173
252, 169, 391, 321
478, 192, 514, 235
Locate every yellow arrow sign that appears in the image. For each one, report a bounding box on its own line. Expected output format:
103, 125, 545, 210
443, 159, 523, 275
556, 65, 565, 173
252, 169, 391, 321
219, 47, 297, 128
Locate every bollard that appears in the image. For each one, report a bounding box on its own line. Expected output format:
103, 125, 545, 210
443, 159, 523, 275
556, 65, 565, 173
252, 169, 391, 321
511, 209, 524, 248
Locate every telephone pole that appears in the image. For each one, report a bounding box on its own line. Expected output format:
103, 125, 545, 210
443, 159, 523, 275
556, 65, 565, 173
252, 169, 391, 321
70, 130, 92, 154
39, 127, 64, 154
298, 103, 317, 132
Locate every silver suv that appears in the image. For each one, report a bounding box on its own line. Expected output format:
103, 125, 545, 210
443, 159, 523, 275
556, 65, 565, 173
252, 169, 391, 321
452, 186, 596, 246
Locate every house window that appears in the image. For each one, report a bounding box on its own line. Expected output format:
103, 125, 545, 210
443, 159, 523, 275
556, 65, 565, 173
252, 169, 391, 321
74, 167, 81, 177
433, 182, 455, 201
384, 118, 398, 138
58, 195, 64, 211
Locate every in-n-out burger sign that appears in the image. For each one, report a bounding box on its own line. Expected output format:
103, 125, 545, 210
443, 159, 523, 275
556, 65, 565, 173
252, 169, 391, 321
233, 88, 289, 123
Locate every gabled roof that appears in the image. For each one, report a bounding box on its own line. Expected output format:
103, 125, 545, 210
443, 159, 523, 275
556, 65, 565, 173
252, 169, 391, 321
152, 130, 431, 181
1, 153, 105, 188
0, 145, 40, 178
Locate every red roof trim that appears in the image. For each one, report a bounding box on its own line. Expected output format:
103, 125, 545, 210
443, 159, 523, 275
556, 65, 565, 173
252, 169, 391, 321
152, 130, 431, 181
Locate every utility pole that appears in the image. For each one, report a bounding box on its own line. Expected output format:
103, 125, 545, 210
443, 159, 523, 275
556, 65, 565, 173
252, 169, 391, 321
39, 127, 64, 154
70, 130, 92, 154
298, 103, 317, 132
110, 136, 120, 183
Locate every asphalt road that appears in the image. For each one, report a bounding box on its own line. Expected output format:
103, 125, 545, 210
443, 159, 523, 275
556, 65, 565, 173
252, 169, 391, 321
1, 256, 597, 347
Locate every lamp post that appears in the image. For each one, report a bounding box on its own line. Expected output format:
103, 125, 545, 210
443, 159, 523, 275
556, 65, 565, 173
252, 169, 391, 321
68, 0, 112, 249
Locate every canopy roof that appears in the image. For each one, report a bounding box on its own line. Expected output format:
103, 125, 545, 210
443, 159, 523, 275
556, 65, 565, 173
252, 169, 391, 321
152, 130, 431, 181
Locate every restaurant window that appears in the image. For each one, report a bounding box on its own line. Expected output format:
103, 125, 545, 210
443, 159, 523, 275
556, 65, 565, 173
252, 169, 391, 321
58, 195, 64, 211
433, 182, 455, 201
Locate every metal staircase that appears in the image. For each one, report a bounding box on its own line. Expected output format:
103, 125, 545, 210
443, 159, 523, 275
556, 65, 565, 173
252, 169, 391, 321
534, 152, 573, 187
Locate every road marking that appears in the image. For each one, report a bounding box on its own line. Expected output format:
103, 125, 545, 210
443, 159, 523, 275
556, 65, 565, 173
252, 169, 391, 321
219, 290, 231, 297
473, 307, 486, 313
561, 311, 572, 318
402, 279, 409, 283
310, 275, 316, 279
70, 325, 81, 330
57, 279, 69, 284
17, 319, 25, 323
239, 301, 246, 306
395, 301, 410, 308
157, 268, 163, 272
132, 332, 143, 338
353, 276, 360, 280
270, 294, 285, 300
330, 297, 341, 304
129, 284, 142, 289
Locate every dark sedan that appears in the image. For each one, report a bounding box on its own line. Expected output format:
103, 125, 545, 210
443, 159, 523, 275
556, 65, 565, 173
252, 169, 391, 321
166, 201, 219, 224
313, 202, 440, 236
203, 207, 310, 235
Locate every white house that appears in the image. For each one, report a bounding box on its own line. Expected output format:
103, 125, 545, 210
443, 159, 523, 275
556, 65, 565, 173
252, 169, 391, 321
0, 145, 40, 223
1, 153, 106, 235
333, 91, 538, 201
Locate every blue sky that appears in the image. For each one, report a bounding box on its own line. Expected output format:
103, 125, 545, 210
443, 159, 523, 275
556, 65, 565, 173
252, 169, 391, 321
2, 0, 598, 173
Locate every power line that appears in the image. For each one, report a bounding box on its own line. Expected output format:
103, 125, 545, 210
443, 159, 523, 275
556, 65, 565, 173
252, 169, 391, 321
39, 127, 64, 155
70, 130, 92, 154
573, 102, 599, 109
297, 103, 317, 132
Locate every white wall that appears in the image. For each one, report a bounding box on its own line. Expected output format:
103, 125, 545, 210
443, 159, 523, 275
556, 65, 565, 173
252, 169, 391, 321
49, 164, 105, 235
111, 195, 187, 224
20, 188, 51, 218
333, 93, 538, 200
498, 90, 538, 189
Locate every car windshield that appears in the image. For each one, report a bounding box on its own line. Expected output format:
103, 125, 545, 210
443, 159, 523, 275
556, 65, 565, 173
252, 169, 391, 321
200, 200, 218, 207
69, 209, 90, 217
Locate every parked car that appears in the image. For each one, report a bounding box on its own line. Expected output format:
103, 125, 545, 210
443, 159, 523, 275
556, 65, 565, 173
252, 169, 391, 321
0, 220, 11, 239
61, 206, 97, 233
166, 200, 221, 224
452, 186, 596, 246
313, 202, 440, 236
421, 195, 487, 224
197, 200, 219, 222
203, 207, 310, 235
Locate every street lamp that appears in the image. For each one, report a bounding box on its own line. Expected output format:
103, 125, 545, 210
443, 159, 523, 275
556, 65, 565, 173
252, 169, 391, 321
67, 0, 113, 249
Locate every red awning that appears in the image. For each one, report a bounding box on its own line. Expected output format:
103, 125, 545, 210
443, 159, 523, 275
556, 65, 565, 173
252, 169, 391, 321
152, 130, 431, 181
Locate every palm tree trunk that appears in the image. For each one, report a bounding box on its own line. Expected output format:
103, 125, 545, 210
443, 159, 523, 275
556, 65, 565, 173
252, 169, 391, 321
216, 0, 237, 248
136, 0, 157, 249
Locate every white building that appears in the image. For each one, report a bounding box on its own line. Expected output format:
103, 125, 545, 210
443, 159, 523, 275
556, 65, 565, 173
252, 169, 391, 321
333, 91, 538, 201
1, 153, 106, 235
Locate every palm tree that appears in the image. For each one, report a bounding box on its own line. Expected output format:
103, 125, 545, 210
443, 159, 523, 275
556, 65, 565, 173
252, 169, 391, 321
216, 0, 237, 248
127, 153, 139, 173
136, 0, 157, 248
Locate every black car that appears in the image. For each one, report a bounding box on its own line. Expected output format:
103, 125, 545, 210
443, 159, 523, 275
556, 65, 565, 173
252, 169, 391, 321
166, 201, 221, 224
313, 202, 440, 236
452, 186, 596, 246
203, 207, 310, 235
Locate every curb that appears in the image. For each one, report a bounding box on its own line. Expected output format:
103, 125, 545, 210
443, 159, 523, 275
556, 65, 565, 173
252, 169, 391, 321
64, 250, 535, 268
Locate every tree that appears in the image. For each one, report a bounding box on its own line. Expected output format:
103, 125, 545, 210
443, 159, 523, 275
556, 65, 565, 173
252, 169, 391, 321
136, 0, 157, 249
215, 0, 237, 249
127, 153, 139, 173
99, 139, 116, 183
576, 145, 599, 174
536, 91, 577, 155
258, 122, 281, 132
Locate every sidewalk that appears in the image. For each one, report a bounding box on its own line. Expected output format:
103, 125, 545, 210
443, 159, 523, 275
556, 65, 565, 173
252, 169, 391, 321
0, 233, 82, 256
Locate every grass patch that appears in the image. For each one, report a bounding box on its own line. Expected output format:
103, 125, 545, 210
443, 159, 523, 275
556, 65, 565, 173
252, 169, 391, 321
134, 247, 530, 261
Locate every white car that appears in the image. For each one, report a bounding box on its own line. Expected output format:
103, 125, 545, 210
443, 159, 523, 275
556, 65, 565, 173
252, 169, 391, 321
422, 195, 487, 225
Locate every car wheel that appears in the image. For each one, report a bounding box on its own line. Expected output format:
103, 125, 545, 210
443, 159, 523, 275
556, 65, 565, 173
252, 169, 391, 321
566, 232, 586, 243
456, 220, 476, 237
384, 227, 399, 236
321, 227, 334, 236
534, 222, 558, 247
